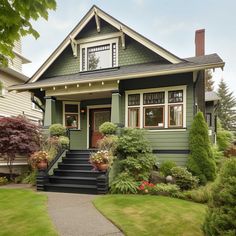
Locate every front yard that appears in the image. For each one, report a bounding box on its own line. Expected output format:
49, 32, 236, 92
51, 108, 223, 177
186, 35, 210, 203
93, 195, 206, 236
0, 189, 57, 236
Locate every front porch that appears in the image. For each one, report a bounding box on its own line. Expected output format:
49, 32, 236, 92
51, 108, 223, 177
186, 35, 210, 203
43, 81, 122, 150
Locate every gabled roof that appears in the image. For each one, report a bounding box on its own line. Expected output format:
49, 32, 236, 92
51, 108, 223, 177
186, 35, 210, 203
28, 5, 183, 83
9, 53, 224, 91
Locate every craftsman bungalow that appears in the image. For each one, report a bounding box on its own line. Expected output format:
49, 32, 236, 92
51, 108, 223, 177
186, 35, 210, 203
10, 6, 224, 193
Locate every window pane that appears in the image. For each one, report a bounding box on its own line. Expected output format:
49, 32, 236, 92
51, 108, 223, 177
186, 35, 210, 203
87, 44, 110, 70
206, 113, 212, 127
144, 107, 164, 127
65, 114, 78, 128
112, 43, 116, 67
82, 48, 85, 71
169, 105, 183, 127
128, 94, 140, 106
143, 92, 164, 105
128, 108, 139, 128
168, 90, 183, 103
65, 104, 78, 113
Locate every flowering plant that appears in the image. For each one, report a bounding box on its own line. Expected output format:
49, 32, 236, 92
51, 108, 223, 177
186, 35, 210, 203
30, 151, 49, 168
138, 181, 155, 194
89, 150, 112, 165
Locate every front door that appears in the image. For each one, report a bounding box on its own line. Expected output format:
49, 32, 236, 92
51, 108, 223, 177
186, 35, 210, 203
89, 108, 111, 148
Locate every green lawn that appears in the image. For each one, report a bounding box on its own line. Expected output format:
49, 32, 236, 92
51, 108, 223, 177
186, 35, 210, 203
0, 189, 57, 236
93, 195, 206, 236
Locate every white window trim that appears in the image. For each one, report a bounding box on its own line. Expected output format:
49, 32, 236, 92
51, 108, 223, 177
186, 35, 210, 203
79, 38, 119, 72
63, 101, 81, 129
125, 85, 187, 130
31, 102, 43, 112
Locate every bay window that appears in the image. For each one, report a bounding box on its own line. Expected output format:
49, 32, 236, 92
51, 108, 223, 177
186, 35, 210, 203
126, 86, 186, 129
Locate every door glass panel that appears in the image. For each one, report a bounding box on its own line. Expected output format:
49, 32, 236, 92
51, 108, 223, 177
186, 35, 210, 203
94, 111, 111, 131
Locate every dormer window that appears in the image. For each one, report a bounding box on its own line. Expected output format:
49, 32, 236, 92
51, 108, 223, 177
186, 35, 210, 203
80, 38, 118, 72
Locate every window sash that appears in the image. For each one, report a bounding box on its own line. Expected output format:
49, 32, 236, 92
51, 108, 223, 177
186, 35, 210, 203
168, 104, 183, 128
65, 114, 78, 129
143, 92, 165, 105
168, 90, 183, 103
143, 106, 164, 128
128, 108, 140, 128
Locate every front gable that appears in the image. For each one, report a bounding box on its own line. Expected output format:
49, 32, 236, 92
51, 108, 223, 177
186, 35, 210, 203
32, 5, 181, 82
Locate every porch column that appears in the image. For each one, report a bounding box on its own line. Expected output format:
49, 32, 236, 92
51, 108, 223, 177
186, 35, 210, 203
111, 91, 121, 125
44, 96, 56, 127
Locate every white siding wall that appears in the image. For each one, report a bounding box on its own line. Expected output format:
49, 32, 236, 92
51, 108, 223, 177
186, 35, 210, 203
0, 71, 43, 123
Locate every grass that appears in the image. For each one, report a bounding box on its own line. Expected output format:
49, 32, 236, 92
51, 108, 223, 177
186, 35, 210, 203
93, 195, 206, 236
0, 189, 57, 236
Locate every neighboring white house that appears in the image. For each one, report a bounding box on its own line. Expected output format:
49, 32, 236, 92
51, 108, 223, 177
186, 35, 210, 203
0, 40, 43, 174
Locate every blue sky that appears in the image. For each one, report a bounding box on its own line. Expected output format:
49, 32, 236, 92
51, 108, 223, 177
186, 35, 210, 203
22, 0, 236, 93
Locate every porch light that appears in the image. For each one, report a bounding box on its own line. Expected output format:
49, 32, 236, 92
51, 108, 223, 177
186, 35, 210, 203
53, 87, 56, 90
80, 109, 86, 114
102, 81, 104, 85
65, 85, 67, 89
117, 80, 120, 84
89, 83, 92, 87
77, 84, 80, 87
40, 88, 43, 91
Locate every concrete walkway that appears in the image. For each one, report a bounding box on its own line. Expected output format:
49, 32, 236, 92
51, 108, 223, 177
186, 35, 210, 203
46, 192, 124, 236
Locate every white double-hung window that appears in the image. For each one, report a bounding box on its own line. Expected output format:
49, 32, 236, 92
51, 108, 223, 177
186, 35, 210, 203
126, 86, 186, 129
80, 38, 118, 72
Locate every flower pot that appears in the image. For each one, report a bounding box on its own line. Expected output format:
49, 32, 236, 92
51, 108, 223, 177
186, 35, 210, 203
96, 163, 109, 171
37, 161, 48, 170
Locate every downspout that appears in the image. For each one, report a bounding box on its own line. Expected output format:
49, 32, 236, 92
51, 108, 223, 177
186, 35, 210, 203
193, 71, 200, 115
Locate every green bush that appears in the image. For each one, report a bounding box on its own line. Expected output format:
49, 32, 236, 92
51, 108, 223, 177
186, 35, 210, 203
160, 161, 177, 176
151, 183, 180, 196
22, 170, 37, 186
58, 136, 69, 148
99, 122, 117, 135
120, 153, 156, 181
0, 176, 8, 185
171, 166, 199, 190
187, 112, 216, 184
182, 183, 213, 203
110, 172, 138, 194
203, 158, 236, 236
217, 130, 233, 152
97, 135, 118, 155
116, 128, 151, 159
49, 123, 66, 137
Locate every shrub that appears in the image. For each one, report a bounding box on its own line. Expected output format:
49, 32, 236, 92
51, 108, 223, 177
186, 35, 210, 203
0, 116, 41, 179
0, 176, 8, 185
203, 158, 236, 236
22, 170, 37, 186
160, 161, 177, 176
99, 122, 117, 135
187, 112, 216, 184
49, 123, 66, 137
217, 130, 233, 152
120, 153, 156, 181
182, 183, 213, 203
58, 136, 69, 148
116, 128, 151, 159
171, 166, 199, 190
110, 172, 138, 194
149, 171, 166, 184
97, 135, 118, 155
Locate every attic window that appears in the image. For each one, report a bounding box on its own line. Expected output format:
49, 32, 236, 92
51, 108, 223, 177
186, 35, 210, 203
80, 38, 118, 71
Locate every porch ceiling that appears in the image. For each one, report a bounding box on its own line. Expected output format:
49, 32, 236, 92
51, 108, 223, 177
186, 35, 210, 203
56, 90, 112, 101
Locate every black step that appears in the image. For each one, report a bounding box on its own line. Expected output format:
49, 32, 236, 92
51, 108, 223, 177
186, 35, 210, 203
58, 163, 93, 170
49, 176, 98, 185
44, 183, 98, 194
66, 153, 91, 159
53, 169, 105, 178
62, 157, 90, 164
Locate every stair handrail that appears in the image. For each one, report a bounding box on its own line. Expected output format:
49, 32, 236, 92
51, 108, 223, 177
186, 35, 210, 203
47, 148, 67, 175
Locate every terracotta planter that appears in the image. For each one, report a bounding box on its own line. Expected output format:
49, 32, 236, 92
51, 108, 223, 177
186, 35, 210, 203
37, 161, 48, 170
96, 163, 109, 171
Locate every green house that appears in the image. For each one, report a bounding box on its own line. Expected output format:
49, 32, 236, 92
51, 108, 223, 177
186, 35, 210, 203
10, 6, 224, 193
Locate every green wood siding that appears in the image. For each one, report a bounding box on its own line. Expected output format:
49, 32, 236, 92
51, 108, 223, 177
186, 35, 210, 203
155, 154, 188, 166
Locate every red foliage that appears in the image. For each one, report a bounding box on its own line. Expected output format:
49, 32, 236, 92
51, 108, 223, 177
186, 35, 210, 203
0, 116, 41, 160
139, 181, 155, 193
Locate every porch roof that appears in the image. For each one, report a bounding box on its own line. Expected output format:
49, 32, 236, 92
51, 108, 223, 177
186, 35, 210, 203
9, 53, 224, 91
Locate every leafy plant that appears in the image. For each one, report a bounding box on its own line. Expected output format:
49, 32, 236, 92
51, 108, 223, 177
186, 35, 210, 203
217, 120, 233, 152
203, 158, 236, 236
49, 123, 66, 137
0, 116, 41, 179
90, 150, 113, 165
160, 160, 177, 176
30, 151, 49, 168
58, 136, 69, 148
152, 184, 180, 196
116, 128, 151, 159
99, 122, 117, 135
0, 177, 8, 185
149, 171, 166, 184
22, 170, 37, 186
120, 153, 156, 181
110, 172, 138, 194
187, 112, 216, 184
97, 135, 118, 155
171, 166, 199, 190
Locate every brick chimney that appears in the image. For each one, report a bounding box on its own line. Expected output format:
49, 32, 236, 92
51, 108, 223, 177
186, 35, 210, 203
195, 29, 205, 56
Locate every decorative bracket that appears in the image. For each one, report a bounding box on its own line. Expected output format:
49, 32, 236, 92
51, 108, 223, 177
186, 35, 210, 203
70, 35, 78, 57
94, 9, 101, 33
120, 25, 126, 49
